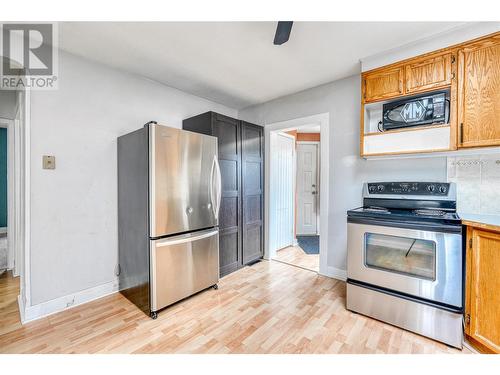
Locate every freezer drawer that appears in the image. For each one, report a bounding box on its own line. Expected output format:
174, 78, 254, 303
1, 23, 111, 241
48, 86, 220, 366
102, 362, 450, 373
150, 228, 219, 312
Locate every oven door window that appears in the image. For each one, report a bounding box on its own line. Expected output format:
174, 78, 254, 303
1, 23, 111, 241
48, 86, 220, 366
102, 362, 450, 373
364, 233, 436, 281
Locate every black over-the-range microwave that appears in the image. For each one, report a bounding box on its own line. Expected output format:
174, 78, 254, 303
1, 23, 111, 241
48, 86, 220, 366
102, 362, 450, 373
380, 89, 450, 131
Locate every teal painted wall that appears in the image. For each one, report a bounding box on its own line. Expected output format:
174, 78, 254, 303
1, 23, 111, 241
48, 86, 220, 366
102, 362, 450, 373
0, 128, 7, 228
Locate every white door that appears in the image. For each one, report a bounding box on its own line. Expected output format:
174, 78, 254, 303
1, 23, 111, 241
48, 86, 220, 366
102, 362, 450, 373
272, 133, 295, 251
296, 143, 318, 235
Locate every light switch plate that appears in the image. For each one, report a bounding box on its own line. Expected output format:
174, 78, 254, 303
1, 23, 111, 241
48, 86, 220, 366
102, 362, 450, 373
43, 155, 56, 169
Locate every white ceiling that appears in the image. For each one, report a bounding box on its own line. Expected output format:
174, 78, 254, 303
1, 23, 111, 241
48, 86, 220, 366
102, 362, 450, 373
59, 22, 467, 109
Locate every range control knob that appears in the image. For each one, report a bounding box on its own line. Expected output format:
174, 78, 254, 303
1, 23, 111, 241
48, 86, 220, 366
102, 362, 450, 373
369, 185, 376, 193
439, 185, 447, 194
377, 184, 385, 192
427, 184, 436, 192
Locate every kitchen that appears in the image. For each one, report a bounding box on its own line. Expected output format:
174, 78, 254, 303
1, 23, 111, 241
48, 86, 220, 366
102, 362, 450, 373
0, 12, 499, 372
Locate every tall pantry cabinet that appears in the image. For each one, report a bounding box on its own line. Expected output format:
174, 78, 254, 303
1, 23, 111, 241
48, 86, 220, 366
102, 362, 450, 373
183, 112, 264, 277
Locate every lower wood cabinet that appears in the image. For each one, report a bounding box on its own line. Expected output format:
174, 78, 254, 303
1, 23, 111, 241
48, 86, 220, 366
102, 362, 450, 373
465, 225, 500, 353
183, 112, 264, 277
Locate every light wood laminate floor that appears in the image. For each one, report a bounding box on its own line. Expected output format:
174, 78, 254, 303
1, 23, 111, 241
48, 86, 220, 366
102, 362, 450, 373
273, 245, 319, 272
0, 261, 469, 354
0, 271, 22, 337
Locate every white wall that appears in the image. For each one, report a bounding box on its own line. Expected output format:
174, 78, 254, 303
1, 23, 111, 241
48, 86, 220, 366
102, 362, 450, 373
29, 50, 237, 306
0, 91, 17, 119
239, 75, 447, 272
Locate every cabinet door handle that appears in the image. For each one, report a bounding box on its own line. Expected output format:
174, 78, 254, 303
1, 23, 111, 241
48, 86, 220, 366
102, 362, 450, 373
460, 123, 464, 144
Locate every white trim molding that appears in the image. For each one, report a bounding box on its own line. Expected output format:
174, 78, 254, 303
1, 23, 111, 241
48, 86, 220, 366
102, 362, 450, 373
325, 266, 347, 282
264, 113, 330, 277
21, 279, 119, 323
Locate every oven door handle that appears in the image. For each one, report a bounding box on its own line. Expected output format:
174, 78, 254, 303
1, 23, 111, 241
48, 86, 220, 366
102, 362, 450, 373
347, 216, 462, 234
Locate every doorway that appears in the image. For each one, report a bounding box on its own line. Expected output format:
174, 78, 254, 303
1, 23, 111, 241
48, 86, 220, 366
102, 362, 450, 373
0, 123, 7, 276
269, 124, 322, 273
0, 91, 16, 278
0, 87, 27, 328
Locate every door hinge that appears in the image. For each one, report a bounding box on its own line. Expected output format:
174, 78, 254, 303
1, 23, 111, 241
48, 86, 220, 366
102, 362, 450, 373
465, 314, 471, 325
469, 238, 473, 249
451, 72, 456, 80
451, 55, 456, 64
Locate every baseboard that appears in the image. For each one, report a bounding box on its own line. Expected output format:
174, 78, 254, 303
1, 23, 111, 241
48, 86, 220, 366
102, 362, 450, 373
21, 279, 119, 323
322, 266, 347, 281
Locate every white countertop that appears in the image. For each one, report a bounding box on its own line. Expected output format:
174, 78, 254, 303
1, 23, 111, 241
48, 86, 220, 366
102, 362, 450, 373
459, 213, 500, 228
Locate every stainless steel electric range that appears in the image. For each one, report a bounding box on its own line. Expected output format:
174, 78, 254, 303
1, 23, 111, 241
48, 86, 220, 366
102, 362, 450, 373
346, 182, 463, 348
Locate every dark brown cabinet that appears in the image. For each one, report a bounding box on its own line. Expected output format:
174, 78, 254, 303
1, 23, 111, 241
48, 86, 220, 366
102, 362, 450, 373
183, 112, 264, 277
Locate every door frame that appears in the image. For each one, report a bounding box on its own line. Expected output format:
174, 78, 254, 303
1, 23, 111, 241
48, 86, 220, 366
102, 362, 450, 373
0, 118, 14, 270
269, 132, 296, 256
295, 140, 320, 236
1, 54, 33, 323
264, 113, 329, 276
0, 89, 31, 321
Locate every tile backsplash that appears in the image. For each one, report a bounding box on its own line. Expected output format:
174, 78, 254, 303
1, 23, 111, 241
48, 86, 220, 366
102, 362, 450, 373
447, 154, 500, 214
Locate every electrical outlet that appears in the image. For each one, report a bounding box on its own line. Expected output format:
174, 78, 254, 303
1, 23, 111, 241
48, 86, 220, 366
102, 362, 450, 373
43, 155, 56, 169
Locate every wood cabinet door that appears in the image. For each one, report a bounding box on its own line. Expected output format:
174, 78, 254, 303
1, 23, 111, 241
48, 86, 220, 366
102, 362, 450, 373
213, 114, 242, 277
405, 53, 453, 94
466, 228, 500, 353
241, 122, 264, 264
363, 67, 404, 102
458, 35, 500, 148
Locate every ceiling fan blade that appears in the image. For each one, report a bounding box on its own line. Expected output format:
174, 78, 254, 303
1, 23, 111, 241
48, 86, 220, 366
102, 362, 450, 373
273, 21, 293, 45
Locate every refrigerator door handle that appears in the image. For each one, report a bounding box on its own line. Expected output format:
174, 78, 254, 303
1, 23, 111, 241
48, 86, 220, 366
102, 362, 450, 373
214, 157, 222, 219
210, 155, 216, 219
154, 228, 219, 247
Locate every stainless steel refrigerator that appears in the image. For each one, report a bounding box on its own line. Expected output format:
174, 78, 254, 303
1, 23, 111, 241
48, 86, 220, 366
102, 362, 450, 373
118, 122, 221, 319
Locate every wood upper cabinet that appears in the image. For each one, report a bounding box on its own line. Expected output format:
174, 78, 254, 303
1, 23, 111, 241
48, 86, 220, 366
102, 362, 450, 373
363, 67, 404, 102
405, 53, 453, 94
465, 226, 500, 354
458, 35, 500, 148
